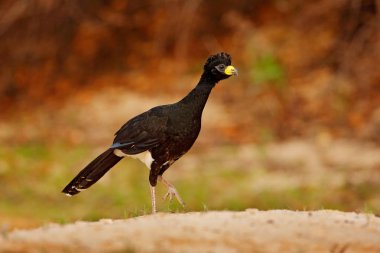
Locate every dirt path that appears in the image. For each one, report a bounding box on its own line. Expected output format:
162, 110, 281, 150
1, 209, 379, 253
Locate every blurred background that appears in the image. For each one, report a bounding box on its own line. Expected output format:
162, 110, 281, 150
1, 0, 380, 229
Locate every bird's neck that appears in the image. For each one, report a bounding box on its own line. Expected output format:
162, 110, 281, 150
198, 72, 218, 86
180, 73, 217, 115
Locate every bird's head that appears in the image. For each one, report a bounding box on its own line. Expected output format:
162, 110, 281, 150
203, 52, 238, 82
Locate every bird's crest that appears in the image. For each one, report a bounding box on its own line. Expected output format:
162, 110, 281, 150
204, 52, 232, 70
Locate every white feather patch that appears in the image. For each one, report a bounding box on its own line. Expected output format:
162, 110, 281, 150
113, 149, 154, 169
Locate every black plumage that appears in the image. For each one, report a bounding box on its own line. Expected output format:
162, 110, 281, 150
62, 52, 238, 213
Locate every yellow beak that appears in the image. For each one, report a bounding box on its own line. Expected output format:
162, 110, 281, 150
224, 65, 238, 76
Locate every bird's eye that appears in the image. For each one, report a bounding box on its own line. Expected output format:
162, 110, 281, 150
215, 64, 225, 72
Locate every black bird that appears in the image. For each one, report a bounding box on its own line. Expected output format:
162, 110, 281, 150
62, 52, 238, 213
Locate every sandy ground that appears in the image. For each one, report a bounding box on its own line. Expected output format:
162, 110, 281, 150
1, 209, 379, 253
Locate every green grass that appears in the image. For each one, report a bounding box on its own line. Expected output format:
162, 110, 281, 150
249, 53, 285, 88
0, 143, 379, 228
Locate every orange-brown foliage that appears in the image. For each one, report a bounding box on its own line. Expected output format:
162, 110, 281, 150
0, 0, 379, 143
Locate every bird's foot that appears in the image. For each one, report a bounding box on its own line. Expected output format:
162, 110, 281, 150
163, 186, 185, 207
159, 176, 185, 207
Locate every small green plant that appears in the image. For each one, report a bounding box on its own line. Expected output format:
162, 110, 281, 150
250, 53, 285, 88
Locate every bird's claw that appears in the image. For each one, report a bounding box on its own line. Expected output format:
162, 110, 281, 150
163, 186, 185, 207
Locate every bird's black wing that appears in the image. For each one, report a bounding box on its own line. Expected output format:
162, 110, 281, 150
111, 107, 169, 155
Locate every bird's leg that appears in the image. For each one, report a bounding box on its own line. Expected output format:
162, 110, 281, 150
150, 185, 157, 214
159, 176, 185, 207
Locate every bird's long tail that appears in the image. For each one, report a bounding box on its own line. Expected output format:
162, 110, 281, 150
62, 149, 122, 196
